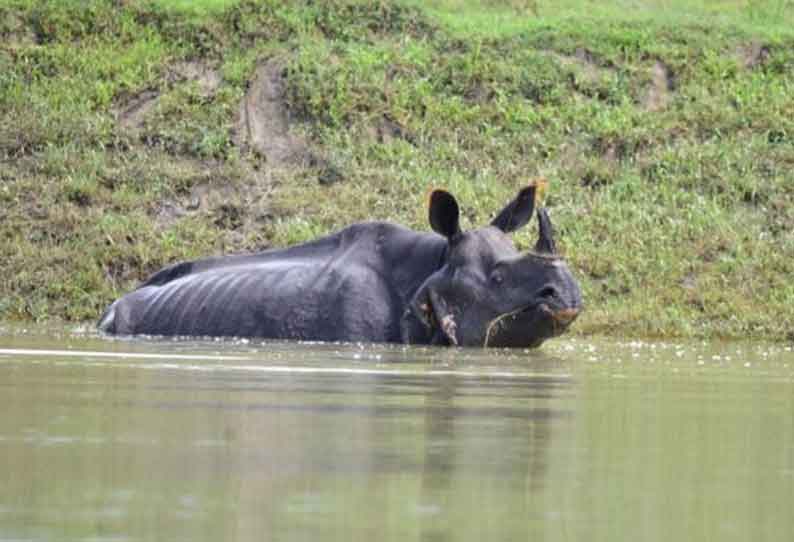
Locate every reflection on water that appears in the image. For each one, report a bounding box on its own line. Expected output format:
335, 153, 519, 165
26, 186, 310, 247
0, 325, 793, 542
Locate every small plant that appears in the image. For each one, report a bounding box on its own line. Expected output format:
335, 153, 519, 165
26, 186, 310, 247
62, 176, 99, 206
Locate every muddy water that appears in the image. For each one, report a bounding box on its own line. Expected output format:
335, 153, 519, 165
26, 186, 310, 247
1, 325, 792, 541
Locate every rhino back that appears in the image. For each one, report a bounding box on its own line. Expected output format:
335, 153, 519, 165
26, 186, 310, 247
120, 261, 374, 339
109, 222, 446, 341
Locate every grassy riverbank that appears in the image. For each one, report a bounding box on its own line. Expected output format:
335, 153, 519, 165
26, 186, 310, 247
1, 0, 793, 340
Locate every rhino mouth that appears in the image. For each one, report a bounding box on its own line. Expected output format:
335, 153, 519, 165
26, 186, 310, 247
484, 303, 579, 348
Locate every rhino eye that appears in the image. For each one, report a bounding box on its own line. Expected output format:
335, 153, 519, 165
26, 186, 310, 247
490, 270, 504, 285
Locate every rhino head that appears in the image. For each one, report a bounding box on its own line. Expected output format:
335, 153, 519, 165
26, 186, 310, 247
406, 184, 582, 348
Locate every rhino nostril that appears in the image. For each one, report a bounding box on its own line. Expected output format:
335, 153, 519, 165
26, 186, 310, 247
537, 286, 558, 301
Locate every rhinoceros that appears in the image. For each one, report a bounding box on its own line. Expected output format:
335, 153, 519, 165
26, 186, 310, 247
98, 184, 582, 347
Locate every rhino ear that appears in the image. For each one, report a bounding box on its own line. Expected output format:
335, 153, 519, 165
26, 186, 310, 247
534, 208, 557, 254
428, 190, 461, 239
491, 184, 537, 233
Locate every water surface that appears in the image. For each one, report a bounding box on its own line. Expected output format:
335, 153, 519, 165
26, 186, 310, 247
1, 325, 793, 541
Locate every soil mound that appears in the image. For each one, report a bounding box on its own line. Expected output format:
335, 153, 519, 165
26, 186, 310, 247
234, 60, 311, 165
643, 61, 674, 112
116, 90, 159, 133
738, 41, 771, 69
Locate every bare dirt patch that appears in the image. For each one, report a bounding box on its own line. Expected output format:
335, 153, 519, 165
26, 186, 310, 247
115, 89, 160, 133
643, 60, 674, 112
551, 47, 615, 82
234, 60, 312, 165
170, 60, 222, 97
366, 115, 414, 145
1, 13, 37, 47
152, 166, 277, 239
114, 60, 221, 135
737, 41, 771, 69
153, 200, 186, 231
183, 160, 277, 232
547, 48, 619, 103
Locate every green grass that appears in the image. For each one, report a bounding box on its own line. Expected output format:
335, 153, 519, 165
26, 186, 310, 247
1, 0, 793, 340
415, 0, 794, 38
150, 0, 241, 16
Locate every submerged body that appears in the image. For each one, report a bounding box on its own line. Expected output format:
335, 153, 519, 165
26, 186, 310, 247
101, 222, 445, 343
99, 186, 582, 347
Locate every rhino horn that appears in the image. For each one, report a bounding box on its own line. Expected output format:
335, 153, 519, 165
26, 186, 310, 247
534, 208, 557, 255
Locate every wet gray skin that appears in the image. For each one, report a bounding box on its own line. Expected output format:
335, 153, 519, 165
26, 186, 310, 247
99, 185, 582, 348
404, 191, 582, 347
